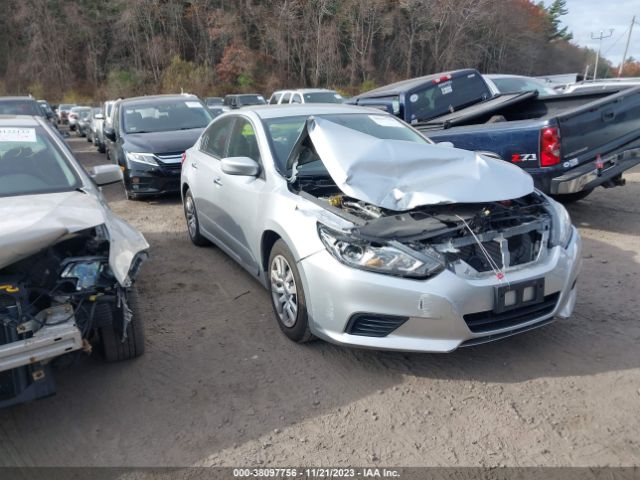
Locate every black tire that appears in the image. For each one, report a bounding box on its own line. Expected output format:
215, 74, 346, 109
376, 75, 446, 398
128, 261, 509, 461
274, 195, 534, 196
99, 287, 145, 362
98, 142, 106, 154
86, 134, 92, 142
184, 189, 209, 246
552, 189, 593, 204
268, 239, 314, 343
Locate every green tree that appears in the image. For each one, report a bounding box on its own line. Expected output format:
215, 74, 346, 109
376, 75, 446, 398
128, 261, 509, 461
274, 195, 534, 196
541, 0, 573, 41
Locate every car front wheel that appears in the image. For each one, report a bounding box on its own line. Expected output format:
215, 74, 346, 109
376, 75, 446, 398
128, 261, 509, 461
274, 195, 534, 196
268, 240, 313, 343
99, 287, 145, 362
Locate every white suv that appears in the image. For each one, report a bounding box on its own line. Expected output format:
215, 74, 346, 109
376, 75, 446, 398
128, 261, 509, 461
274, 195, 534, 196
268, 88, 343, 105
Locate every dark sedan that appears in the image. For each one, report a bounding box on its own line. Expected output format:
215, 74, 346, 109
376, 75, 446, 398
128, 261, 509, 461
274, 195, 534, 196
104, 94, 213, 200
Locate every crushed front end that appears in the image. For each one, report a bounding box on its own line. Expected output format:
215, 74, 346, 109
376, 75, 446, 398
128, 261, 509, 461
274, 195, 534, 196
0, 225, 146, 408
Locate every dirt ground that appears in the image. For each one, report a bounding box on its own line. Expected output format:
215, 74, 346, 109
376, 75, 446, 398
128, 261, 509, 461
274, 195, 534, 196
0, 134, 638, 468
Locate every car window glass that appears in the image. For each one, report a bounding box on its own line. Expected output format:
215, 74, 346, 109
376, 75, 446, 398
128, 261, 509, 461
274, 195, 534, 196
227, 118, 261, 164
291, 94, 302, 104
281, 93, 291, 104
269, 93, 281, 105
0, 126, 80, 197
202, 117, 235, 159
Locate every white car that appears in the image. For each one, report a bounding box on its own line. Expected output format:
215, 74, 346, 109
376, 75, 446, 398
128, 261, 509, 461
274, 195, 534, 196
0, 115, 149, 407
180, 104, 581, 353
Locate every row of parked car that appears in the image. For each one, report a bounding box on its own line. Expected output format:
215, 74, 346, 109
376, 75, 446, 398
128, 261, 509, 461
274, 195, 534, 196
0, 68, 638, 408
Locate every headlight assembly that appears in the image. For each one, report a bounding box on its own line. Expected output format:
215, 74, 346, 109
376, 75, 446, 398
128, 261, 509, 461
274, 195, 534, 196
125, 151, 158, 166
60, 258, 107, 291
548, 198, 573, 248
317, 224, 444, 279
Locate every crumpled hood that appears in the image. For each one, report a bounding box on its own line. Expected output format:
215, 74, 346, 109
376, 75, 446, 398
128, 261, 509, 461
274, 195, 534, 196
0, 191, 149, 285
295, 117, 534, 211
124, 129, 204, 155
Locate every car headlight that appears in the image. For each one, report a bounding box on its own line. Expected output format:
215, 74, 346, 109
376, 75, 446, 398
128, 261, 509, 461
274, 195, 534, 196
60, 259, 107, 291
548, 198, 573, 248
317, 224, 444, 279
125, 151, 158, 166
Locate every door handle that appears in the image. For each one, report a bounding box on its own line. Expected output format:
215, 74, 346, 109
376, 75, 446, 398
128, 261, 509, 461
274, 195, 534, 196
213, 177, 223, 186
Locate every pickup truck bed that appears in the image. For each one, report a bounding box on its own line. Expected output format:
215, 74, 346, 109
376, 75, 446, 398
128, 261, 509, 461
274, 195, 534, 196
350, 69, 640, 201
420, 86, 640, 199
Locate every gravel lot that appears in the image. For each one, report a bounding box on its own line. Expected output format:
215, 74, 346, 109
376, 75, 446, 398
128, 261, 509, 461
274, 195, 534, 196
0, 134, 638, 467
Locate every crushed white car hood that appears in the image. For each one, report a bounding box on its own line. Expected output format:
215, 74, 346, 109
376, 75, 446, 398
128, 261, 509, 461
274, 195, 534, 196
300, 117, 534, 211
0, 191, 148, 285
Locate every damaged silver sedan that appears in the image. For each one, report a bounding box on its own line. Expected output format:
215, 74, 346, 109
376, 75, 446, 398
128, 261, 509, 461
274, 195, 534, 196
0, 115, 149, 407
181, 105, 581, 352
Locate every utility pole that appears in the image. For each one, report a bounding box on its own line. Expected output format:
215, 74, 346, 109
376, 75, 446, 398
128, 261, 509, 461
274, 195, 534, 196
618, 15, 636, 77
591, 29, 614, 80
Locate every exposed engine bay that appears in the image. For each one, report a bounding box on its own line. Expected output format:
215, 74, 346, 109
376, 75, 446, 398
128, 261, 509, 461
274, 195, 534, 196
0, 225, 145, 407
294, 175, 552, 277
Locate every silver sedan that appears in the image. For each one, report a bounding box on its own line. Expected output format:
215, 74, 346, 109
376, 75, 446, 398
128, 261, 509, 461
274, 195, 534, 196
180, 105, 581, 352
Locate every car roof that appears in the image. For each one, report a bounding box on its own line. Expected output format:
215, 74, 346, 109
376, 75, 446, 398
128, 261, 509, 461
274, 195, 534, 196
274, 88, 337, 94
0, 96, 35, 101
239, 103, 387, 120
0, 115, 44, 126
354, 69, 477, 97
119, 94, 200, 106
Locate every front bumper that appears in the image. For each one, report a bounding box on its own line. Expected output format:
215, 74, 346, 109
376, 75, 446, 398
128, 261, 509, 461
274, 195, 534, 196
0, 309, 83, 373
298, 227, 581, 352
125, 165, 181, 196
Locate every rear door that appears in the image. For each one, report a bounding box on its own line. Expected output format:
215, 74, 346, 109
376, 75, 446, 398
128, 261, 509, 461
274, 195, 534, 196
557, 86, 640, 162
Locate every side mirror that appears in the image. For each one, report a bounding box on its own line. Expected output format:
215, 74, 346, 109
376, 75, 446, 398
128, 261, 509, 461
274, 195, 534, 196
90, 164, 122, 186
104, 127, 116, 142
94, 113, 104, 120
221, 156, 260, 177
436, 141, 455, 148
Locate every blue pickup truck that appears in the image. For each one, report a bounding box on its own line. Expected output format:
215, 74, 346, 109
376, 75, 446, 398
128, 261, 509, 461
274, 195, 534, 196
349, 69, 640, 202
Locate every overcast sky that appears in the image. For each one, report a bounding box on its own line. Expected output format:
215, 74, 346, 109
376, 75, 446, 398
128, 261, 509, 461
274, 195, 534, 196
542, 0, 640, 66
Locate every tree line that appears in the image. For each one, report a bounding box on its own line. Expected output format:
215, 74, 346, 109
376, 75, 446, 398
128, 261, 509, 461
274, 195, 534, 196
0, 0, 618, 102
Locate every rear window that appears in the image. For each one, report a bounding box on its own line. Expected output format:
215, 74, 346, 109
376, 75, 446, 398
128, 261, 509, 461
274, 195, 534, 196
0, 100, 42, 116
122, 99, 212, 134
0, 126, 80, 197
406, 72, 491, 123
237, 95, 266, 106
303, 92, 343, 104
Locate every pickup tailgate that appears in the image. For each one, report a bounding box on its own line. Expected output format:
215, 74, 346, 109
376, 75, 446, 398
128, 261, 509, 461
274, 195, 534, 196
558, 86, 640, 161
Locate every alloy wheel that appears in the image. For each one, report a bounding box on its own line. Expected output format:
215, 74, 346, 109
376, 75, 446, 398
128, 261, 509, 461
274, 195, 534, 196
270, 255, 298, 327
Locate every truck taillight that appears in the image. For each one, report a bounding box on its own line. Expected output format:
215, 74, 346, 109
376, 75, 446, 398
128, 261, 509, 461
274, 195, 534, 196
540, 127, 561, 167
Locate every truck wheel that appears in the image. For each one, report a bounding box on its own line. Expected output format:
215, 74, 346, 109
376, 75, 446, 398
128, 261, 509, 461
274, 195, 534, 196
98, 143, 106, 153
268, 240, 314, 343
552, 189, 593, 204
99, 287, 145, 362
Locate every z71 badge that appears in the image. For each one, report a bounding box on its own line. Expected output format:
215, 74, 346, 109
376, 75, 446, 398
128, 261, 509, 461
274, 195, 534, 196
511, 153, 537, 163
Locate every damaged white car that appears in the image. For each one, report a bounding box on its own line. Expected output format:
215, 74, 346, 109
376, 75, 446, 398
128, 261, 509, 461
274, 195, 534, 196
0, 116, 148, 408
181, 105, 581, 352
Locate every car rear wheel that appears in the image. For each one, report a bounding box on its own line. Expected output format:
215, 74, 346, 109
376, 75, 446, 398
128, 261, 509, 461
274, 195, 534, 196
552, 189, 593, 204
184, 189, 209, 246
268, 240, 313, 343
99, 287, 145, 362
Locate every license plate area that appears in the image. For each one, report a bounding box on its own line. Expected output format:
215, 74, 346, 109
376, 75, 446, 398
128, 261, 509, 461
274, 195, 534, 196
494, 278, 545, 314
